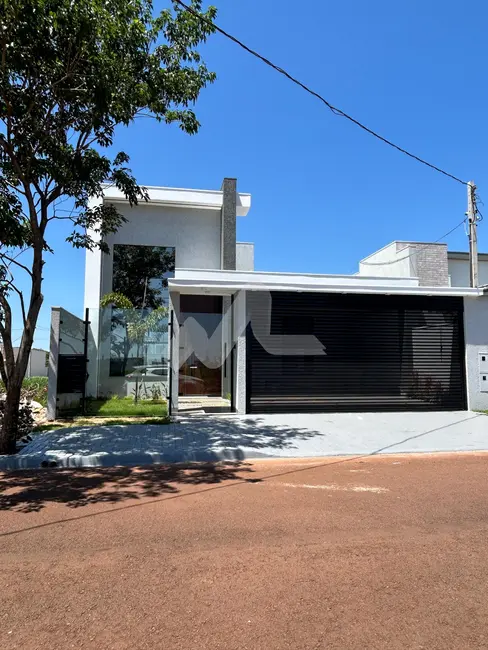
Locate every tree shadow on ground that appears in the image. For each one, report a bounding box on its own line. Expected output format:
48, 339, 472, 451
25, 415, 323, 463
0, 416, 324, 513
0, 462, 255, 513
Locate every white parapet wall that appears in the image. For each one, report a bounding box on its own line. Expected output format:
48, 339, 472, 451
464, 295, 488, 411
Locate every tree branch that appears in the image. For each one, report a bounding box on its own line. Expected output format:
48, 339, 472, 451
2, 279, 27, 327
0, 348, 8, 387
0, 136, 38, 227
47, 214, 77, 222
0, 292, 15, 381
0, 251, 33, 278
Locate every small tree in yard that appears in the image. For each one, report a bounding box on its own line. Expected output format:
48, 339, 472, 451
100, 291, 168, 399
0, 0, 216, 453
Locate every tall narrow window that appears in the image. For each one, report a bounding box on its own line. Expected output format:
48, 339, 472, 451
109, 245, 175, 377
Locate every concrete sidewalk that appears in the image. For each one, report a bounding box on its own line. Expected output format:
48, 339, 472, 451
0, 411, 487, 470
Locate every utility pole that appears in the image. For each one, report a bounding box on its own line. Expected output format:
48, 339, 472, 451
467, 180, 478, 287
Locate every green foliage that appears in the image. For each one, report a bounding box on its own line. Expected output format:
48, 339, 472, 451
0, 400, 34, 440
0, 0, 217, 451
33, 423, 63, 432
112, 245, 175, 309
101, 292, 168, 344
20, 376, 49, 406
149, 384, 163, 401
100, 292, 134, 310
0, 376, 48, 406
33, 415, 170, 431
100, 290, 168, 380
0, 0, 216, 252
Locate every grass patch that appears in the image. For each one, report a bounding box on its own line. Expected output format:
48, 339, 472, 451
102, 417, 170, 426
32, 423, 64, 433
86, 397, 168, 418
33, 415, 170, 432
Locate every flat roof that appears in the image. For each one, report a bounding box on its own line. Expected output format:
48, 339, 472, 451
169, 268, 484, 298
360, 240, 448, 263
448, 251, 488, 261
100, 184, 251, 216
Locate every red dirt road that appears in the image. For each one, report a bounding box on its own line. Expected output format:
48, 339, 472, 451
2, 453, 488, 649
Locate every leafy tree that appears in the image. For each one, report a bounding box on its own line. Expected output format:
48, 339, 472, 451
0, 0, 216, 453
112, 244, 175, 309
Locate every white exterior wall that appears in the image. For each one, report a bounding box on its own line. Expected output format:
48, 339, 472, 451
83, 201, 223, 398
7, 347, 48, 378
99, 203, 222, 301
234, 291, 247, 414
358, 242, 414, 279
464, 295, 488, 411
169, 291, 180, 413
27, 349, 48, 377
236, 243, 255, 271
84, 202, 224, 312
449, 258, 488, 288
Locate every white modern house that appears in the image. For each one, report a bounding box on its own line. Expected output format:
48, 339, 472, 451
52, 177, 488, 418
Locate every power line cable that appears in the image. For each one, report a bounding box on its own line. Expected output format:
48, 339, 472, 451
174, 0, 468, 186
361, 218, 467, 266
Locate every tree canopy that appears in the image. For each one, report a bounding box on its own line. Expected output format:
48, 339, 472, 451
0, 0, 217, 451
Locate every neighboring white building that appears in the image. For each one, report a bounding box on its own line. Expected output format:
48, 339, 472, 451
48, 179, 488, 419
358, 241, 488, 288
447, 251, 488, 287
1, 347, 48, 378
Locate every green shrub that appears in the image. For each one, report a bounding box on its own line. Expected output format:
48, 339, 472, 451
0, 376, 48, 407
21, 377, 48, 406
0, 400, 34, 441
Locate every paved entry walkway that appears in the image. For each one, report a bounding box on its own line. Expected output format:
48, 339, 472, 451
1, 411, 487, 470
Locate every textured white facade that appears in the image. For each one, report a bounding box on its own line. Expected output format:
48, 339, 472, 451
236, 242, 255, 271
359, 241, 449, 286
102, 204, 222, 297
82, 183, 252, 406
83, 185, 251, 311
464, 295, 488, 411
26, 348, 48, 378
359, 242, 414, 279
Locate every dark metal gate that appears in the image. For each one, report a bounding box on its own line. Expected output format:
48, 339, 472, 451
56, 308, 90, 416
246, 292, 467, 413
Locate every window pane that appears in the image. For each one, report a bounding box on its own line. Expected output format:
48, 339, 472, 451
109, 245, 175, 377
112, 244, 175, 309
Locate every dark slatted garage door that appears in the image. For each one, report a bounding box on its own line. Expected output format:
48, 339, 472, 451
246, 292, 467, 413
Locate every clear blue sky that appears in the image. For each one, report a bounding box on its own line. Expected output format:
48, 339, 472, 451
19, 0, 488, 349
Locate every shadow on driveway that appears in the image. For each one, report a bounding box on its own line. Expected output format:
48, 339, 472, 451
0, 462, 257, 513
32, 416, 323, 462
3, 413, 485, 516
0, 416, 322, 512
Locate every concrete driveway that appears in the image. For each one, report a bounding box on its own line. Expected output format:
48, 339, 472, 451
2, 410, 487, 470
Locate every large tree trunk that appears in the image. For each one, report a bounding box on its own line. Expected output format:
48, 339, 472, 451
0, 207, 44, 455
0, 381, 22, 454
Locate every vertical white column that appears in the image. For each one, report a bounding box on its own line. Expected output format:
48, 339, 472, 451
47, 307, 61, 420
169, 291, 180, 414
83, 197, 104, 398
233, 290, 247, 414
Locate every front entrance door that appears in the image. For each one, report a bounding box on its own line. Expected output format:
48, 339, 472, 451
179, 295, 223, 396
